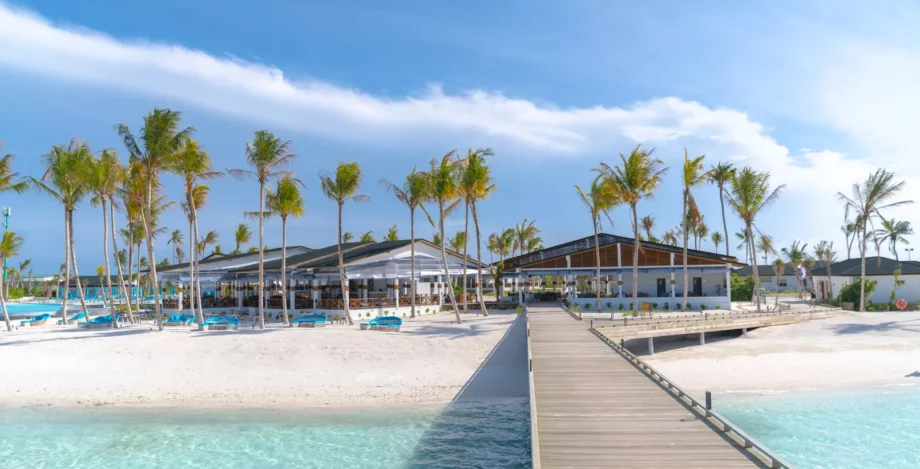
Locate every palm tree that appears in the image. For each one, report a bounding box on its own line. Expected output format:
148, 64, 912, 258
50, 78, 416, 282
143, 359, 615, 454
710, 162, 735, 257
597, 145, 668, 315
31, 140, 93, 323
458, 148, 496, 313
841, 221, 858, 260
711, 232, 723, 253
342, 232, 354, 243
213, 245, 222, 255
662, 230, 678, 246
772, 258, 784, 310
679, 149, 709, 309
780, 241, 807, 299
429, 152, 463, 323
696, 219, 709, 250
814, 240, 837, 301
118, 109, 193, 331
87, 149, 123, 322
198, 230, 219, 255
228, 130, 295, 329
359, 231, 375, 242
320, 162, 369, 325
264, 174, 305, 326
448, 231, 467, 254
640, 215, 656, 242
735, 229, 752, 264
757, 234, 777, 265
380, 168, 432, 318
802, 256, 816, 296
576, 174, 620, 314
168, 230, 184, 263
876, 218, 913, 261
234, 223, 251, 254
725, 167, 784, 312
175, 139, 222, 323
513, 219, 540, 257
838, 169, 913, 311
16, 259, 30, 289
384, 225, 399, 242
0, 231, 23, 331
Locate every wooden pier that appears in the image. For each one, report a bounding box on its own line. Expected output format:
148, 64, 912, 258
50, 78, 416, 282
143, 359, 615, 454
527, 305, 793, 468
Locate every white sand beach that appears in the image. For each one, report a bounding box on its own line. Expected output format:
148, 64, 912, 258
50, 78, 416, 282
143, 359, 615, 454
645, 310, 920, 395
0, 311, 527, 408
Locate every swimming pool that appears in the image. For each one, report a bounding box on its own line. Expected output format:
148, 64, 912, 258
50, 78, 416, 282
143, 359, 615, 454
3, 303, 62, 317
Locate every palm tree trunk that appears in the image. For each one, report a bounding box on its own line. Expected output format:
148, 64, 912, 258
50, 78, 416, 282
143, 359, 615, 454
593, 218, 602, 315
859, 224, 867, 312
281, 216, 289, 326
257, 180, 265, 329
187, 215, 196, 321
749, 221, 762, 312
471, 201, 488, 316
682, 192, 689, 309
101, 200, 117, 328
109, 196, 134, 323
69, 210, 90, 318
126, 227, 134, 315
192, 199, 204, 324
1, 264, 10, 331
141, 177, 162, 331
61, 206, 71, 325
631, 203, 640, 316
337, 202, 353, 325
410, 208, 417, 319
719, 182, 729, 257
827, 268, 834, 302
462, 200, 469, 312
440, 201, 461, 324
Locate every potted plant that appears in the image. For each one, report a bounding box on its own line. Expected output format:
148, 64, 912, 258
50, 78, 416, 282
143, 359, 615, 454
606, 302, 612, 310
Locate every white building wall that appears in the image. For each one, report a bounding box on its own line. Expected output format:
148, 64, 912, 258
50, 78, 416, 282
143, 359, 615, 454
832, 275, 920, 305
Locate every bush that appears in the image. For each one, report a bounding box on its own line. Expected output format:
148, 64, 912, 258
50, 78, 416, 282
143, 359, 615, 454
618, 303, 624, 311
730, 274, 755, 301
584, 302, 591, 310
606, 302, 612, 310
7, 286, 24, 299
663, 303, 670, 311
838, 279, 877, 306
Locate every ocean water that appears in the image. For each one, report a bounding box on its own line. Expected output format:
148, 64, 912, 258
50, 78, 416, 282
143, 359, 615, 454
717, 387, 920, 469
0, 399, 531, 469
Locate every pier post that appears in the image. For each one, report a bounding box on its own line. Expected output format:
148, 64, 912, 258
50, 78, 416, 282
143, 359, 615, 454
700, 332, 706, 345
648, 337, 654, 355
741, 327, 747, 336
705, 391, 712, 410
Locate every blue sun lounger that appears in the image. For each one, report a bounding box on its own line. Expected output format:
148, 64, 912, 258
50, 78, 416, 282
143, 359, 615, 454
164, 314, 195, 326
20, 313, 51, 327
78, 315, 116, 329
292, 314, 327, 328
57, 312, 87, 325
362, 316, 402, 332
198, 316, 239, 331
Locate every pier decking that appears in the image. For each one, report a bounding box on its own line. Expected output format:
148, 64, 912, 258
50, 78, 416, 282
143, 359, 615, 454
527, 305, 791, 468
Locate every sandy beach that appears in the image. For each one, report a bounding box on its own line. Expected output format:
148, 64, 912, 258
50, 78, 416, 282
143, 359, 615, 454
644, 310, 920, 396
0, 311, 527, 408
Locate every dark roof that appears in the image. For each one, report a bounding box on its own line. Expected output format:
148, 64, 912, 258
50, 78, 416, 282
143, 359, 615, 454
59, 275, 113, 286
502, 232, 741, 270
256, 242, 370, 270
812, 257, 920, 276
305, 240, 413, 268
735, 261, 826, 277
158, 246, 310, 272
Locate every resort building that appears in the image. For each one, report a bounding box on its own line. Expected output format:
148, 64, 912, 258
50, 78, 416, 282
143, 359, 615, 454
500, 233, 743, 311
811, 257, 920, 305
733, 263, 821, 294
156, 239, 483, 320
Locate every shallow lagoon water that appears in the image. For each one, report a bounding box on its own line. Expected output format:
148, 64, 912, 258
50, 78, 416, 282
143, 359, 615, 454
0, 399, 531, 469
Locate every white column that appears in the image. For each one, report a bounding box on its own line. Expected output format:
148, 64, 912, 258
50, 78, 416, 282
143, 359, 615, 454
288, 278, 295, 312
648, 337, 654, 355
177, 286, 184, 313
312, 280, 320, 310
395, 277, 400, 309
725, 263, 732, 308
671, 253, 676, 298
617, 243, 623, 298
236, 282, 243, 309
700, 332, 706, 345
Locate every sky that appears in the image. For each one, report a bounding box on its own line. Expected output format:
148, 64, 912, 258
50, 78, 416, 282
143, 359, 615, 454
2, 0, 920, 273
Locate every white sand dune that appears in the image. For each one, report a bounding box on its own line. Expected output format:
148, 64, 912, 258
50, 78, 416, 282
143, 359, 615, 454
0, 311, 525, 408
645, 311, 920, 396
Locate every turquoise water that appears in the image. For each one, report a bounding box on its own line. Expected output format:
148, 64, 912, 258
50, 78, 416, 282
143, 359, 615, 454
0, 399, 530, 468
718, 387, 920, 468
5, 303, 61, 315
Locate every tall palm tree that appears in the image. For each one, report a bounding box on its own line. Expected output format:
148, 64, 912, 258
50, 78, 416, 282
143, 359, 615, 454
513, 219, 540, 257
680, 149, 709, 309
662, 230, 678, 246
264, 174, 305, 326
429, 152, 463, 323
640, 215, 656, 242
710, 162, 735, 257
735, 229, 752, 264
31, 140, 92, 323
198, 230, 219, 255
458, 148, 496, 313
342, 232, 354, 243
320, 162, 369, 325
814, 240, 837, 301
448, 231, 467, 254
696, 219, 709, 251
16, 259, 30, 289
380, 168, 432, 318
725, 167, 784, 312
88, 149, 123, 323
876, 218, 913, 261
0, 231, 23, 331
841, 221, 858, 260
359, 231, 375, 242
118, 109, 193, 331
757, 234, 777, 265
175, 139, 222, 323
168, 230, 184, 263
576, 174, 620, 313
771, 258, 784, 310
228, 130, 295, 329
234, 223, 251, 254
711, 232, 723, 253
838, 169, 913, 311
597, 145, 668, 315
384, 225, 399, 242
0, 147, 26, 295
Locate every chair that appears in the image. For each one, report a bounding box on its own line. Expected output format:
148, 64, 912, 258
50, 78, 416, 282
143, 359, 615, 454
362, 316, 402, 332
20, 314, 51, 327
198, 316, 239, 331
78, 315, 116, 329
292, 314, 328, 328
57, 312, 87, 325
164, 314, 195, 326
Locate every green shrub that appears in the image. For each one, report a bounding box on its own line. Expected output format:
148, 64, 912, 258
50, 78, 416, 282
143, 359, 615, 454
686, 303, 693, 311
716, 305, 722, 310
606, 302, 612, 310
663, 303, 670, 311
730, 274, 755, 301
584, 302, 590, 310
7, 286, 24, 299
838, 279, 877, 306
618, 303, 624, 311
651, 302, 658, 310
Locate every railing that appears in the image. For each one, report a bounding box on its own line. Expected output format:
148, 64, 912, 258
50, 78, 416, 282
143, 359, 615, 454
526, 308, 541, 469
312, 295, 441, 310
444, 293, 478, 304
592, 309, 836, 329
588, 326, 794, 469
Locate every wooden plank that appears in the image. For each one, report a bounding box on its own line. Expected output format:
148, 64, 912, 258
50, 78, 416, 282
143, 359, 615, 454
527, 305, 770, 468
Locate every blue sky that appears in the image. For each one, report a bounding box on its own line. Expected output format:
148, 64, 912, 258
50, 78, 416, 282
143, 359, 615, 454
3, 0, 920, 273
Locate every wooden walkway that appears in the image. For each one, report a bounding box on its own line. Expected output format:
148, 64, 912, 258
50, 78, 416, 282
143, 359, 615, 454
528, 305, 779, 469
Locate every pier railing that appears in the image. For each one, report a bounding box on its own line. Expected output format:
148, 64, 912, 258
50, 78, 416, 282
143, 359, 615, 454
525, 307, 541, 469
589, 325, 795, 469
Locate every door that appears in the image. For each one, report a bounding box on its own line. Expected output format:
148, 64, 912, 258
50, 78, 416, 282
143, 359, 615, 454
657, 278, 666, 297
692, 277, 702, 296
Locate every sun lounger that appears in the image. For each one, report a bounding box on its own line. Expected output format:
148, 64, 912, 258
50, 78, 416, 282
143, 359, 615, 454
292, 314, 327, 328
198, 316, 239, 331
362, 316, 402, 332
57, 312, 87, 325
20, 313, 51, 327
164, 314, 195, 326
78, 315, 116, 329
